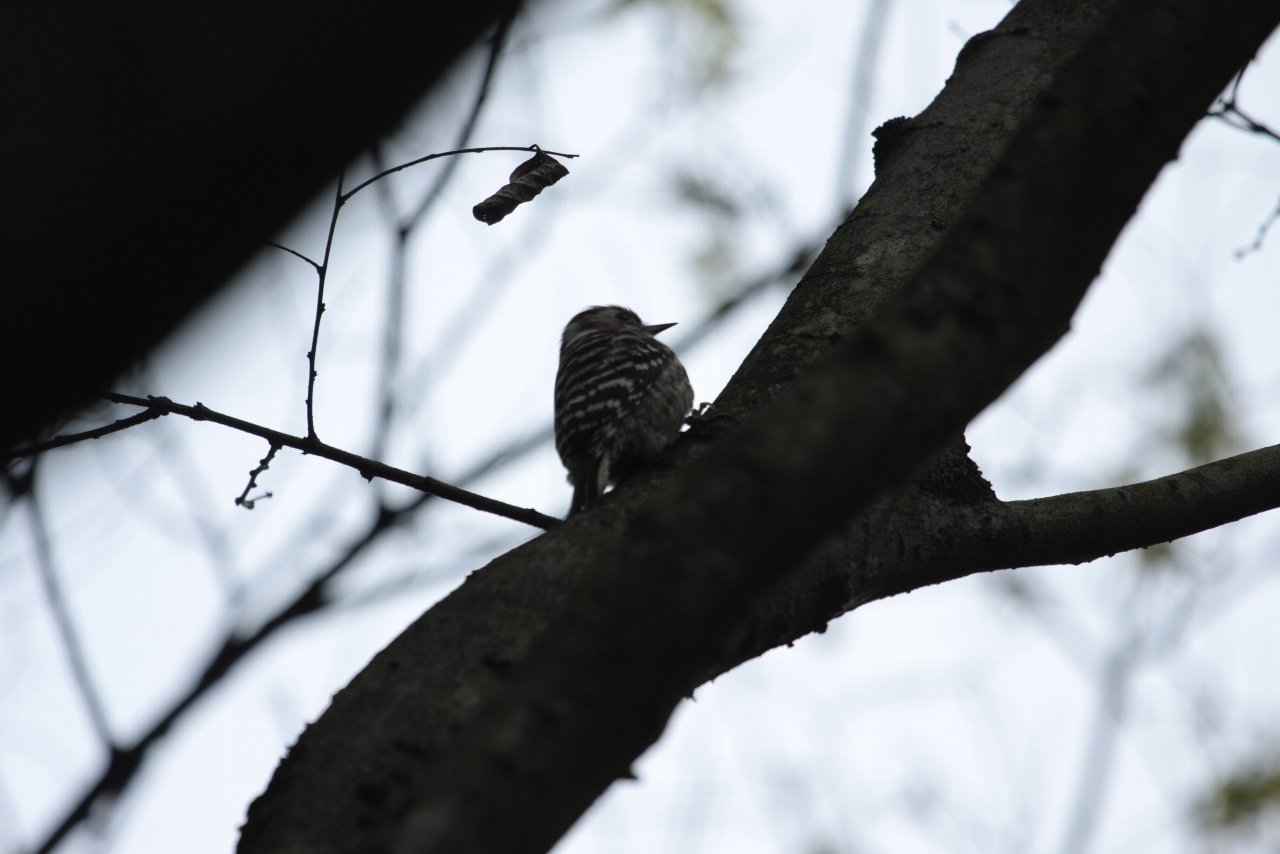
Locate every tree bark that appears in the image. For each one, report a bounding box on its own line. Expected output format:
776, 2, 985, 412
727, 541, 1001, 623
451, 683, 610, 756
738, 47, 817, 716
239, 1, 1280, 852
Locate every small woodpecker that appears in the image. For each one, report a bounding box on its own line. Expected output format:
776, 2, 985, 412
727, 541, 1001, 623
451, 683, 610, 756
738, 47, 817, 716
553, 305, 694, 515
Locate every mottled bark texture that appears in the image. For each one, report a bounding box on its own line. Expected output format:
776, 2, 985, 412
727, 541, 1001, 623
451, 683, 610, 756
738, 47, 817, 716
1, 2, 517, 451
239, 1, 1280, 852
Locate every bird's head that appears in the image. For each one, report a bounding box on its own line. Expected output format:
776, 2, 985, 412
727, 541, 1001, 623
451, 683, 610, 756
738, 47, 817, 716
561, 305, 676, 349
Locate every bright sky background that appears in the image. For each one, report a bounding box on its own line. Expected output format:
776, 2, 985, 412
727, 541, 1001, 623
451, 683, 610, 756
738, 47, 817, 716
4, 1, 1280, 852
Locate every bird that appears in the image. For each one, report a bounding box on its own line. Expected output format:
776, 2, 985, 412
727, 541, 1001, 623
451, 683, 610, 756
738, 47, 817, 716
554, 305, 694, 515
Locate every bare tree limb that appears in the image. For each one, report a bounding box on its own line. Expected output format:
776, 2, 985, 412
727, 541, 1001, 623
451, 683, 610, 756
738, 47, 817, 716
302, 176, 346, 441
233, 0, 1152, 849
234, 443, 280, 510
341, 146, 579, 202
266, 242, 321, 271
27, 435, 525, 854
4, 408, 166, 459
236, 3, 1280, 849
99, 392, 558, 529
383, 0, 1280, 850
270, 142, 577, 443
933, 443, 1280, 583
10, 225, 811, 854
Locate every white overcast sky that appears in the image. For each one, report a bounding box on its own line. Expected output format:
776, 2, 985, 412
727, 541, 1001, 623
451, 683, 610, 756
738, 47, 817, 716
4, 1, 1280, 853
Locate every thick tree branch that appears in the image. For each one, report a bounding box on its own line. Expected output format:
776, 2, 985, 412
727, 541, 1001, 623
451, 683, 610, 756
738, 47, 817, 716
877, 443, 1280, 598
238, 2, 1280, 852
20, 227, 808, 854
100, 393, 558, 529
391, 1, 1280, 850
978, 444, 1280, 569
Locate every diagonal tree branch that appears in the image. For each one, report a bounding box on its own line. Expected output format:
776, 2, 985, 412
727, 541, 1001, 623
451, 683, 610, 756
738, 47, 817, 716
939, 443, 1280, 581
4, 408, 166, 459
24, 407, 564, 854
385, 0, 1280, 850
237, 2, 1280, 852
98, 392, 558, 529
12, 225, 814, 854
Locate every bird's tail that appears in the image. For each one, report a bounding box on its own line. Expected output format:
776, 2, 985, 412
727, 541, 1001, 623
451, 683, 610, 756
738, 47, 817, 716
568, 462, 602, 516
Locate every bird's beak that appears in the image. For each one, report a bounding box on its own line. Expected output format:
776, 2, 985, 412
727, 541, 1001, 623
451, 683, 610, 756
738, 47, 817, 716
645, 322, 677, 335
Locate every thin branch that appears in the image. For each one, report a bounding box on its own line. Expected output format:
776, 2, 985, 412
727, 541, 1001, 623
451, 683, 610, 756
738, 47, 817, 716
22, 465, 115, 746
286, 137, 576, 444
341, 145, 578, 203
235, 443, 280, 509
375, 4, 1280, 848
928, 443, 1280, 590
1208, 102, 1280, 141
1234, 195, 1280, 258
21, 228, 819, 853
101, 392, 558, 529
266, 241, 321, 271
28, 490, 415, 854
32, 402, 557, 854
3, 408, 167, 460
303, 174, 346, 441
1208, 64, 1280, 142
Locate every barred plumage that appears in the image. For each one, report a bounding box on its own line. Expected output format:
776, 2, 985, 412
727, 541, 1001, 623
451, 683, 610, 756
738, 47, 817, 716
554, 305, 694, 515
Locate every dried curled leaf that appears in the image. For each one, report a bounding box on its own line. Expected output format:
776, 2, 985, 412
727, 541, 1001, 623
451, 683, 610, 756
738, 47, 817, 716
473, 150, 570, 225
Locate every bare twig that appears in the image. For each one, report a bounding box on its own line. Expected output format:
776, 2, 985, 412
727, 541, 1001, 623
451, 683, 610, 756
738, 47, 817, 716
266, 241, 321, 271
341, 145, 578, 203
101, 392, 559, 529
894, 443, 1280, 607
4, 407, 166, 460
1208, 65, 1280, 142
273, 139, 578, 442
302, 175, 346, 440
28, 494, 409, 854
1234, 195, 1280, 258
26, 423, 549, 854
22, 230, 814, 853
1209, 102, 1280, 141
235, 443, 281, 509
